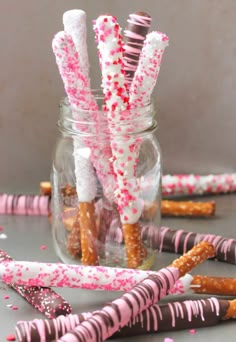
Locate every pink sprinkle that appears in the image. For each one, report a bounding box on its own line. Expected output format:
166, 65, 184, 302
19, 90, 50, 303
164, 338, 174, 342
0, 226, 3, 231
189, 329, 196, 334
6, 334, 16, 341
12, 305, 18, 310
4, 295, 9, 299
40, 245, 47, 250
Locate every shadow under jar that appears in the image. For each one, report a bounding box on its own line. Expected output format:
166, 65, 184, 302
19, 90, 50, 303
51, 91, 162, 269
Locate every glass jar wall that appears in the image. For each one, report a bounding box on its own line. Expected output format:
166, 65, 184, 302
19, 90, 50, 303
51, 94, 162, 269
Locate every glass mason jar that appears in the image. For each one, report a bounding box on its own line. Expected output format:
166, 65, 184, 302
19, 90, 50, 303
51, 92, 162, 270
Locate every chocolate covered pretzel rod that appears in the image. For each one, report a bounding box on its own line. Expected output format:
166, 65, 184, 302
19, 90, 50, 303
141, 225, 236, 264
0, 249, 71, 319
123, 11, 152, 85
55, 242, 214, 341
15, 297, 236, 341
0, 194, 50, 216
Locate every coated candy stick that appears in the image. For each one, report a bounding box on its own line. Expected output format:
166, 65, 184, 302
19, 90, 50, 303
123, 11, 152, 86
129, 31, 169, 107
0, 250, 71, 319
0, 194, 50, 216
63, 10, 90, 80
94, 15, 143, 268
52, 31, 98, 266
3, 260, 235, 297
55, 242, 214, 342
141, 225, 236, 264
16, 297, 235, 341
162, 173, 236, 196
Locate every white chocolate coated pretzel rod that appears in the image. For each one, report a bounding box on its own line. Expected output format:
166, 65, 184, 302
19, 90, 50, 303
0, 250, 71, 319
162, 173, 236, 196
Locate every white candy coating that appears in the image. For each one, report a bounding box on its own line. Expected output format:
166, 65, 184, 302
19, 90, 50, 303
129, 31, 169, 106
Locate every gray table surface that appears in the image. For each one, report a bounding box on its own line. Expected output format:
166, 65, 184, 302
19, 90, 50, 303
0, 194, 236, 341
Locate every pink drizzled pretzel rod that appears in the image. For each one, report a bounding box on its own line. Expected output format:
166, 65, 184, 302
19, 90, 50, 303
141, 225, 236, 264
94, 15, 144, 268
0, 194, 50, 216
129, 31, 169, 107
0, 250, 71, 319
123, 11, 152, 86
162, 173, 236, 196
15, 297, 236, 341
55, 242, 214, 342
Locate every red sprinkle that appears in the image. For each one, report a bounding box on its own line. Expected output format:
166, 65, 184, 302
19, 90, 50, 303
12, 306, 18, 310
6, 334, 16, 341
40, 245, 47, 250
189, 329, 196, 334
0, 226, 3, 231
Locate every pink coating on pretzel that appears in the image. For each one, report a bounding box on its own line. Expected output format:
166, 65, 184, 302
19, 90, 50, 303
123, 12, 152, 85
57, 267, 179, 341
162, 173, 236, 196
0, 194, 50, 216
158, 226, 236, 264
15, 297, 227, 341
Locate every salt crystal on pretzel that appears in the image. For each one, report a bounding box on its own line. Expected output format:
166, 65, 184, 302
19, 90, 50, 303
16, 296, 236, 341
162, 173, 236, 196
94, 15, 144, 268
129, 31, 169, 107
52, 242, 214, 341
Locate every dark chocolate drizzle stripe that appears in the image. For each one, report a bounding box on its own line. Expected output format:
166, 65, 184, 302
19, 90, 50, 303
0, 193, 50, 215
141, 225, 236, 265
0, 249, 71, 319
15, 298, 230, 341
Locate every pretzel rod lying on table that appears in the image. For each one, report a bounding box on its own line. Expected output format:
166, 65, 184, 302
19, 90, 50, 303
16, 296, 236, 341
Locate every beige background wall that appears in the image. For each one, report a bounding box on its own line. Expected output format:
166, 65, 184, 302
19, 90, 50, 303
0, 0, 235, 193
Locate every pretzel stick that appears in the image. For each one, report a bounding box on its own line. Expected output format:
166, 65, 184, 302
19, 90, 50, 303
0, 250, 71, 319
94, 15, 143, 268
123, 11, 151, 86
54, 242, 215, 342
141, 225, 236, 264
52, 31, 98, 265
190, 275, 236, 296
16, 296, 236, 341
162, 173, 236, 196
161, 200, 215, 217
